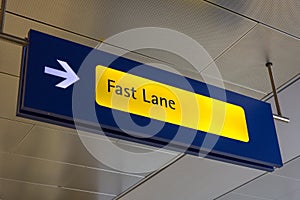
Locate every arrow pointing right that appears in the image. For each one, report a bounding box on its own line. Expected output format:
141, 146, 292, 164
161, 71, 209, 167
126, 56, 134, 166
44, 59, 80, 89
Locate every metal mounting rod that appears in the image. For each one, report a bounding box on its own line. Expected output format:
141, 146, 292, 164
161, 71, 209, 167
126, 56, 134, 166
0, 32, 28, 46
266, 62, 290, 123
0, 0, 7, 32
266, 62, 282, 116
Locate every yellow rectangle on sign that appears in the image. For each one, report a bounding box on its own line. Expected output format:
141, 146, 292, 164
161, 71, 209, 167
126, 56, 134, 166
95, 65, 249, 142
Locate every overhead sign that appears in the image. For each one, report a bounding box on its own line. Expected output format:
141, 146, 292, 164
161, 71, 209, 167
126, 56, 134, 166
18, 30, 282, 171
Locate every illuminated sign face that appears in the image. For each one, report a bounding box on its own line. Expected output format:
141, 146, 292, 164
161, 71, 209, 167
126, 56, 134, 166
95, 66, 249, 142
18, 30, 282, 171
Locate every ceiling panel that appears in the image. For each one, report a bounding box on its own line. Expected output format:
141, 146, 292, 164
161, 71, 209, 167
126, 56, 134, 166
119, 155, 262, 200
2, 2, 264, 102
121, 49, 206, 82
0, 13, 98, 77
116, 137, 178, 154
207, 0, 300, 38
4, 13, 98, 49
112, 49, 266, 99
0, 39, 22, 76
6, 0, 256, 59
0, 73, 20, 119
0, 152, 141, 195
123, 49, 267, 99
12, 125, 117, 171
0, 178, 115, 200
267, 77, 300, 163
278, 188, 300, 200
222, 80, 266, 99
234, 174, 300, 200
216, 75, 300, 200
218, 192, 273, 200
13, 125, 176, 176
274, 157, 300, 181
79, 131, 181, 175
203, 24, 300, 94
0, 118, 33, 152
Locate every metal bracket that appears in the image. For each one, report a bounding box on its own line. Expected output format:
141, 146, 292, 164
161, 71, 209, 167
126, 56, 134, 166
266, 62, 290, 123
0, 32, 28, 46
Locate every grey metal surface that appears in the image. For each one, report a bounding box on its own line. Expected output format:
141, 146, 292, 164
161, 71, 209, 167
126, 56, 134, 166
0, 152, 142, 195
234, 174, 300, 200
118, 155, 263, 200
13, 125, 177, 175
4, 13, 99, 49
0, 118, 33, 152
203, 24, 300, 94
0, 39, 22, 76
12, 125, 117, 171
0, 178, 115, 200
207, 0, 300, 38
268, 77, 300, 163
0, 73, 20, 120
6, 0, 256, 59
217, 192, 271, 200
215, 76, 300, 200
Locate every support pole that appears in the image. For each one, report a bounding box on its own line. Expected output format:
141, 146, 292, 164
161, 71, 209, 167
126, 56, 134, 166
266, 62, 281, 116
266, 62, 290, 123
0, 0, 7, 32
0, 32, 28, 46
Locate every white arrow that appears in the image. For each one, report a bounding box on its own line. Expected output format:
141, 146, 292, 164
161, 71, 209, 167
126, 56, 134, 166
44, 59, 80, 89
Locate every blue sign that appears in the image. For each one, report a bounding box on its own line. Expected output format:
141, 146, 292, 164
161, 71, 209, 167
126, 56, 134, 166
18, 30, 282, 171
